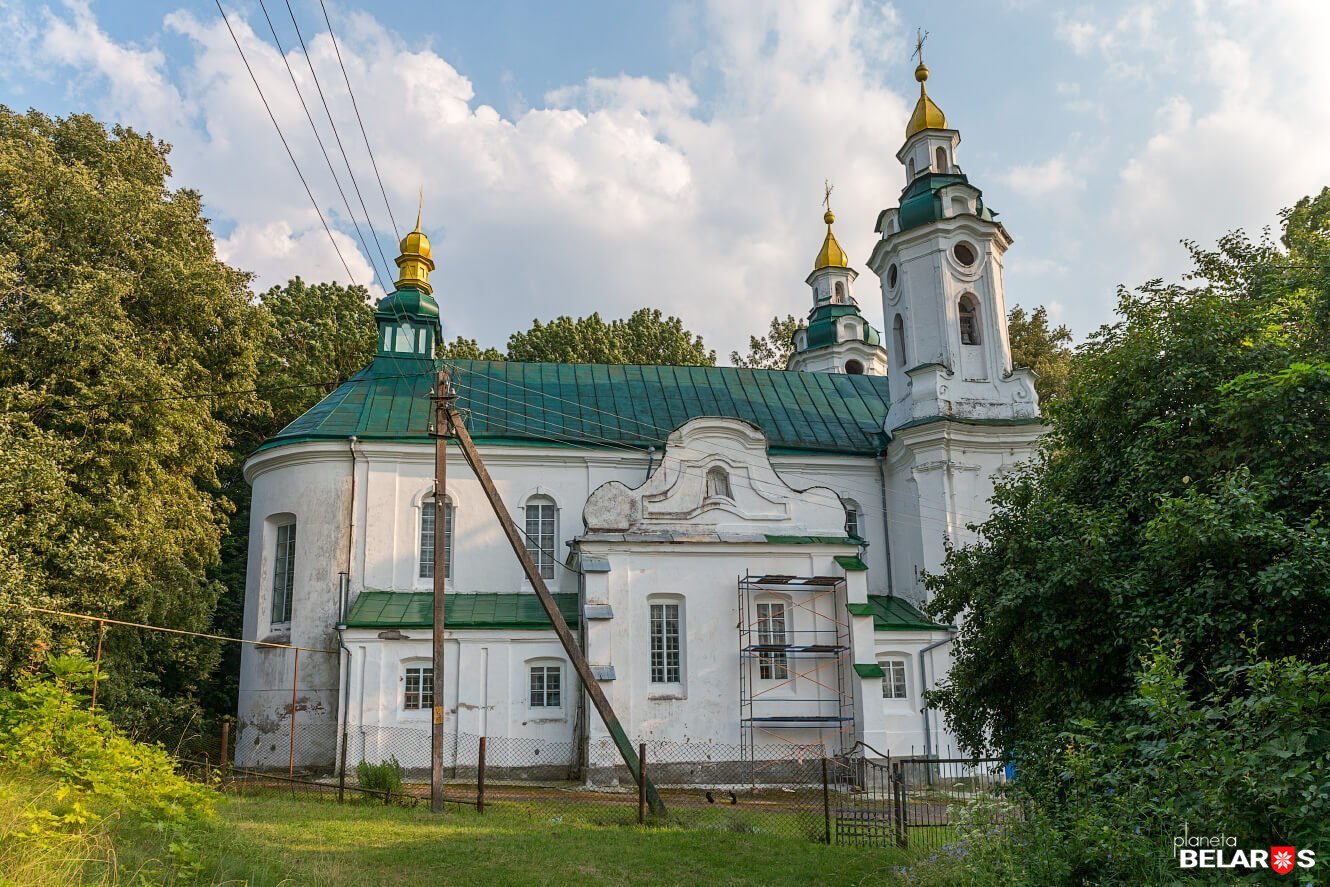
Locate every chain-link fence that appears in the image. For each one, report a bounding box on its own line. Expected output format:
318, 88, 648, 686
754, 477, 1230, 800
32, 606, 1015, 849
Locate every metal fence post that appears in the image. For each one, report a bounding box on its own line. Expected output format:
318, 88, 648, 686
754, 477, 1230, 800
822, 757, 832, 845
638, 742, 647, 825
477, 736, 487, 814
220, 720, 230, 778
892, 762, 908, 849
288, 648, 299, 784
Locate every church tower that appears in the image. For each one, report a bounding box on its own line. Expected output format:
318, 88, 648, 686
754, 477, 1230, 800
374, 208, 441, 358
788, 200, 888, 375
868, 43, 1044, 603
866, 49, 1038, 429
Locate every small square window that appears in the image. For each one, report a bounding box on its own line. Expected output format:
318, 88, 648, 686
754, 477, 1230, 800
881, 660, 908, 700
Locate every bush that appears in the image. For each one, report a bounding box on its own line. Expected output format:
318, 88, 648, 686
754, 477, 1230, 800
0, 654, 215, 882
357, 757, 403, 796
900, 637, 1330, 885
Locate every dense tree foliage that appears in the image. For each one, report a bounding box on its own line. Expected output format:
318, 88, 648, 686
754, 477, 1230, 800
439, 335, 504, 361
730, 315, 799, 369
1007, 304, 1073, 404
0, 110, 266, 710
927, 190, 1330, 755
505, 308, 714, 365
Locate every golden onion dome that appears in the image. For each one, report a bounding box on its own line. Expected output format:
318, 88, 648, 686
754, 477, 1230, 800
393, 202, 436, 294
814, 208, 850, 270
905, 61, 947, 139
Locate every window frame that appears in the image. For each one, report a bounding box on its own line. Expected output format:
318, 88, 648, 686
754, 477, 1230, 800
271, 521, 296, 627
959, 294, 982, 345
844, 500, 861, 539
704, 466, 733, 500
528, 661, 563, 709
880, 658, 909, 701
403, 663, 435, 711
524, 496, 558, 581
755, 599, 790, 681
648, 598, 684, 690
419, 496, 454, 581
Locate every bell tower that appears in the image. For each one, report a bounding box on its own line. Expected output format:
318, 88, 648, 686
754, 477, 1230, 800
867, 38, 1044, 605
866, 42, 1038, 429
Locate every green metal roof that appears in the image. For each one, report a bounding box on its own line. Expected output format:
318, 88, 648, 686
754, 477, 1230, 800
375, 285, 439, 322
863, 594, 950, 632
344, 591, 579, 630
897, 172, 996, 233
805, 304, 883, 350
259, 355, 893, 456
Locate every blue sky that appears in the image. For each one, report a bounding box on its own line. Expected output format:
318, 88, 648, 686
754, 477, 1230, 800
3, 0, 1329, 358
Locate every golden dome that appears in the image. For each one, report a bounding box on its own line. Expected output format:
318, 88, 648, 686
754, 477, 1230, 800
394, 202, 436, 294
814, 208, 850, 270
905, 61, 947, 139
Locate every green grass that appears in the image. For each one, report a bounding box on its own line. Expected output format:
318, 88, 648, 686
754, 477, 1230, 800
3, 780, 912, 885
196, 793, 909, 886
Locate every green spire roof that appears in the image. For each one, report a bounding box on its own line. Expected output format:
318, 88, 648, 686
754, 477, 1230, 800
896, 172, 997, 233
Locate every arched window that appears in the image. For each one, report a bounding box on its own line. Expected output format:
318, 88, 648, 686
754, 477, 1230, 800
524, 495, 558, 580
844, 500, 861, 539
959, 295, 981, 345
705, 466, 733, 500
833, 281, 845, 302
648, 595, 685, 688
935, 146, 947, 172
270, 518, 296, 627
419, 496, 453, 580
907, 158, 916, 179
893, 314, 907, 366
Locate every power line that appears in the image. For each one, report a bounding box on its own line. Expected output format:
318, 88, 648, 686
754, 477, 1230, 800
215, 0, 359, 286
256, 0, 390, 293
317, 0, 402, 242
283, 0, 397, 284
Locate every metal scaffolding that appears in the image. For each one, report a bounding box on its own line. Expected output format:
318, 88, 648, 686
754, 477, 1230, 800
738, 572, 854, 778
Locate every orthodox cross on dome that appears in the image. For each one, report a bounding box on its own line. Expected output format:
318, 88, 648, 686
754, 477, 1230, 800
823, 179, 834, 212
912, 28, 929, 64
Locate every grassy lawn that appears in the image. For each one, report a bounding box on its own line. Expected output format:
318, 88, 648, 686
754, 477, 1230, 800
185, 793, 909, 886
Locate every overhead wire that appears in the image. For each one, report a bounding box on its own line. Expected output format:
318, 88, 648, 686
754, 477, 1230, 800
215, 0, 359, 285
256, 0, 390, 292
317, 0, 402, 242
282, 0, 397, 282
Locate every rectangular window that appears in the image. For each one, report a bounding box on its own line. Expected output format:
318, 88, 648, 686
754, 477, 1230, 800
420, 499, 453, 580
404, 666, 434, 710
529, 664, 562, 708
882, 660, 908, 700
650, 602, 681, 684
845, 508, 860, 539
271, 522, 296, 625
756, 602, 790, 680
525, 501, 557, 580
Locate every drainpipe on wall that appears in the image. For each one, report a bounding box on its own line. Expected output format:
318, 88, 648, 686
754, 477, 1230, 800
335, 437, 360, 777
918, 630, 957, 759
644, 446, 656, 482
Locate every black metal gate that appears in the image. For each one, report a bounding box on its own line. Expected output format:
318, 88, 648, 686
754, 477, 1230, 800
830, 753, 901, 847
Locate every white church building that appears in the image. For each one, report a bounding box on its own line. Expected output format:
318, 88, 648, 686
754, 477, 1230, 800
236, 59, 1043, 774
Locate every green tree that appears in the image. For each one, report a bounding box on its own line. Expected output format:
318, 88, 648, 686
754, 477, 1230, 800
926, 190, 1330, 755
1007, 304, 1073, 404
730, 314, 799, 369
439, 335, 504, 361
506, 308, 714, 365
0, 109, 266, 704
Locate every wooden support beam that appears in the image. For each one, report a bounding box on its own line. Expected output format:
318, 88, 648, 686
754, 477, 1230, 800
445, 405, 666, 815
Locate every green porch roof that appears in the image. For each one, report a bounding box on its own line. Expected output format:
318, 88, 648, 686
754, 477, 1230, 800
863, 594, 950, 632
344, 591, 579, 630
259, 355, 892, 456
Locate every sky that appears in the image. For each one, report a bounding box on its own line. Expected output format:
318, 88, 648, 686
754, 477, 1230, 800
2, 0, 1328, 359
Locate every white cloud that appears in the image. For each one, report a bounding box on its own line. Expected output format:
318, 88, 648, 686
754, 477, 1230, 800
999, 156, 1083, 197
18, 0, 919, 358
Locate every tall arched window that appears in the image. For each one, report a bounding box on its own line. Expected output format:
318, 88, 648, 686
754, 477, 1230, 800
524, 496, 557, 580
907, 158, 916, 179
755, 597, 790, 680
959, 295, 981, 345
893, 314, 907, 366
270, 518, 296, 627
705, 466, 733, 500
420, 496, 453, 580
935, 146, 947, 172
844, 500, 861, 539
833, 281, 845, 302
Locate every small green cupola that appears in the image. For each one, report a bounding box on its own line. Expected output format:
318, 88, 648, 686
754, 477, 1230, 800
375, 210, 441, 358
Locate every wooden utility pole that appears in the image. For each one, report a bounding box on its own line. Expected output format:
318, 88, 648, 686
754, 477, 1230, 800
431, 369, 452, 813
445, 404, 666, 814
